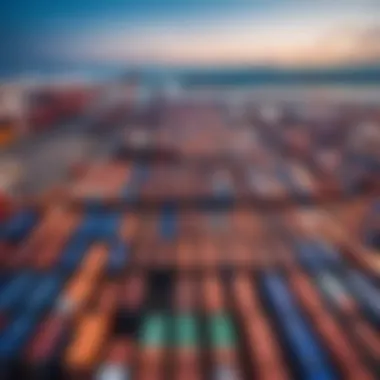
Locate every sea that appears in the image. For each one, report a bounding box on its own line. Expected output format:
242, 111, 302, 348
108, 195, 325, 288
1, 64, 380, 104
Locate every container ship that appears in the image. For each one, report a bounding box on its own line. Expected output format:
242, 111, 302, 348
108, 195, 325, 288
0, 88, 379, 379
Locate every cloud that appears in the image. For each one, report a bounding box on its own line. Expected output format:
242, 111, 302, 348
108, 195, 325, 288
46, 1, 380, 68
308, 24, 380, 66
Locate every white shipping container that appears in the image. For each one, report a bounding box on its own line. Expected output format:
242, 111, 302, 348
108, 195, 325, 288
96, 364, 129, 380
248, 170, 283, 198
316, 273, 352, 308
0, 160, 24, 195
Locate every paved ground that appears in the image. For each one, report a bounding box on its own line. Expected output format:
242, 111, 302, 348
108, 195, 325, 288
0, 116, 116, 197
0, 100, 138, 197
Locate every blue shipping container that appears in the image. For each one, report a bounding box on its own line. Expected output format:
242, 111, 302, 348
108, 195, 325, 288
345, 269, 380, 324
24, 274, 64, 316
79, 212, 122, 241
58, 232, 93, 272
0, 314, 37, 358
262, 274, 336, 380
0, 210, 37, 242
293, 238, 343, 273
159, 205, 177, 240
0, 273, 36, 314
107, 240, 129, 275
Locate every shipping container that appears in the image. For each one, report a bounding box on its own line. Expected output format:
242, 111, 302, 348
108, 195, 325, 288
199, 238, 219, 269
0, 95, 378, 379
202, 275, 243, 380
172, 277, 201, 380
106, 240, 129, 276
0, 119, 16, 148
24, 274, 64, 317
11, 207, 69, 269
95, 338, 135, 380
232, 274, 288, 380
24, 313, 71, 377
119, 212, 139, 243
137, 312, 169, 380
176, 239, 196, 271
0, 314, 38, 360
64, 312, 111, 376
91, 282, 118, 315
70, 162, 131, 205
344, 269, 380, 326
115, 273, 147, 336
78, 243, 108, 280
56, 273, 96, 318
315, 271, 358, 315
0, 272, 37, 315
314, 271, 380, 368
57, 232, 93, 273
289, 270, 374, 379
246, 168, 287, 201
159, 204, 178, 240
33, 210, 80, 270
0, 209, 38, 242
261, 273, 336, 380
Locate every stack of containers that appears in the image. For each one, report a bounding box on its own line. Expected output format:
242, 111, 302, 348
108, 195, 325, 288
171, 276, 201, 380
68, 162, 133, 208
64, 282, 117, 378
232, 273, 288, 379
202, 274, 242, 379
0, 99, 379, 379
137, 305, 169, 379
323, 199, 380, 277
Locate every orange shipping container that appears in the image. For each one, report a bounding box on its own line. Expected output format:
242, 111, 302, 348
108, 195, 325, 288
199, 238, 218, 269
173, 349, 202, 380
119, 213, 139, 242
136, 349, 164, 380
202, 274, 224, 312
79, 244, 108, 280
57, 276, 96, 317
10, 206, 68, 268
177, 240, 195, 271
34, 211, 80, 269
232, 274, 288, 380
65, 313, 111, 373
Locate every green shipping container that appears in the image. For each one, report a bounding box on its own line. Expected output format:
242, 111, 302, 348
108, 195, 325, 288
139, 313, 168, 348
208, 313, 237, 348
173, 314, 199, 348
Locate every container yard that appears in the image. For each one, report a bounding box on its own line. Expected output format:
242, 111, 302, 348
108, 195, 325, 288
0, 87, 379, 380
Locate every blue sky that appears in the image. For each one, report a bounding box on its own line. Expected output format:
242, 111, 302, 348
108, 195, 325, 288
1, 0, 380, 73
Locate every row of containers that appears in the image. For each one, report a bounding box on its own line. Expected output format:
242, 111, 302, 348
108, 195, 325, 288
3, 101, 378, 210
53, 157, 379, 210
1, 196, 379, 273
64, 101, 379, 208
0, 257, 379, 378
0, 197, 378, 378
0, 103, 379, 378
117, 103, 380, 165
0, 86, 100, 150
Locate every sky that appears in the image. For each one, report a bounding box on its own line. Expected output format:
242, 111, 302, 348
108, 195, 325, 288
1, 0, 380, 73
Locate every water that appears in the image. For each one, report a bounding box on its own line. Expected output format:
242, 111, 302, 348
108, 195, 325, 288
174, 84, 380, 105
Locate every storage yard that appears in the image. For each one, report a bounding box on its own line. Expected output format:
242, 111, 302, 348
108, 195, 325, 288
0, 90, 379, 379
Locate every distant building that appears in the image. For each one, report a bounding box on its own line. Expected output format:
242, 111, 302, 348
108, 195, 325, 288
348, 121, 380, 155
0, 83, 29, 145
